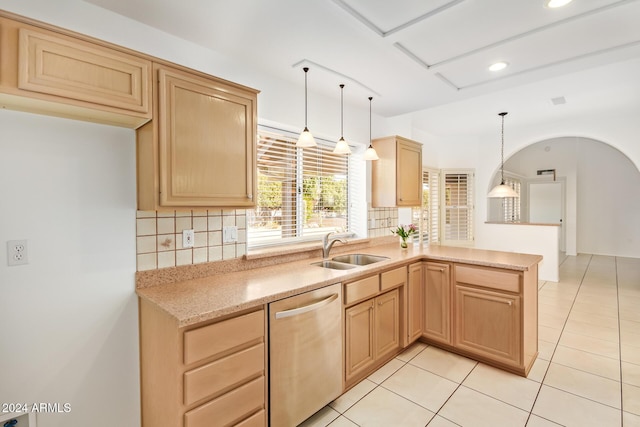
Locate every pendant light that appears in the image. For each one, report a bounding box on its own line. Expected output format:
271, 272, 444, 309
333, 84, 352, 154
297, 67, 316, 148
363, 97, 379, 161
488, 112, 519, 198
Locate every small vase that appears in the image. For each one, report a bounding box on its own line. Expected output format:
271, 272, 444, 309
400, 237, 408, 249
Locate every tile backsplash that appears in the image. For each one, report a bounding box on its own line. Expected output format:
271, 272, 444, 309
367, 205, 398, 238
136, 209, 246, 271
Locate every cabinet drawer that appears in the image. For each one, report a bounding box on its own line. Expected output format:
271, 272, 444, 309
184, 343, 264, 406
184, 310, 264, 365
235, 409, 265, 427
455, 265, 520, 293
380, 266, 406, 291
344, 275, 379, 305
184, 376, 264, 427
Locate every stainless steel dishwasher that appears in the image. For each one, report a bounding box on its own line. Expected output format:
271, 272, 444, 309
269, 283, 343, 426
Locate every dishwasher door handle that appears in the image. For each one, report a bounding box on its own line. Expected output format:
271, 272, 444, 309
274, 293, 339, 319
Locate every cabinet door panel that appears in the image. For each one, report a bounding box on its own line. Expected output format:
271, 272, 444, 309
158, 68, 255, 207
423, 262, 451, 344
18, 28, 151, 114
407, 263, 423, 344
396, 140, 422, 206
345, 299, 375, 382
454, 285, 521, 366
375, 289, 400, 359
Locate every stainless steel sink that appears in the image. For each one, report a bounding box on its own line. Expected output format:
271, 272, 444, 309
310, 260, 357, 270
331, 254, 389, 265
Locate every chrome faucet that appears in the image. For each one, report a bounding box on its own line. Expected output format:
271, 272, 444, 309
322, 232, 347, 259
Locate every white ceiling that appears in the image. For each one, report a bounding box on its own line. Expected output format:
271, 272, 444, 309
83, 0, 640, 129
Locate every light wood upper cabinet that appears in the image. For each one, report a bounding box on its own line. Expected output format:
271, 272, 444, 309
371, 135, 422, 207
423, 261, 451, 345
0, 14, 152, 128
137, 64, 258, 210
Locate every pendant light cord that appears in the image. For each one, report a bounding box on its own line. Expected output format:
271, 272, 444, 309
340, 84, 344, 138
499, 112, 508, 184
303, 67, 309, 129
369, 97, 373, 145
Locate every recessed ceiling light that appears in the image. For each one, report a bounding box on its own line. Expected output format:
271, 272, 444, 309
546, 0, 573, 8
489, 62, 508, 72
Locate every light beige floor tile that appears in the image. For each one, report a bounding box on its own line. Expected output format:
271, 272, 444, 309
621, 319, 640, 335
528, 357, 550, 383
439, 385, 529, 427
538, 303, 570, 318
563, 319, 619, 343
463, 363, 542, 411
382, 363, 458, 412
624, 383, 640, 415
538, 311, 568, 329
526, 415, 563, 426
569, 310, 620, 329
571, 301, 618, 318
621, 329, 640, 348
366, 358, 404, 384
538, 295, 574, 309
299, 406, 340, 427
552, 345, 620, 381
624, 411, 640, 427
538, 340, 556, 361
620, 307, 640, 322
538, 289, 577, 302
559, 331, 620, 359
623, 361, 640, 387
329, 379, 376, 413
543, 363, 621, 409
539, 325, 563, 344
409, 345, 477, 383
532, 385, 621, 427
574, 293, 618, 308
426, 415, 459, 427
622, 344, 640, 365
395, 342, 428, 362
344, 387, 434, 427
327, 416, 358, 427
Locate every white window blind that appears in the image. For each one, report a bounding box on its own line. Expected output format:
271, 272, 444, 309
503, 176, 521, 222
442, 170, 474, 245
413, 168, 440, 244
248, 128, 349, 247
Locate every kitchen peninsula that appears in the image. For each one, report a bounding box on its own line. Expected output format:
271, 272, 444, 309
137, 239, 541, 427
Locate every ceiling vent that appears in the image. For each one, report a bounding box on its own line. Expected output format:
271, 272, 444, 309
551, 96, 566, 105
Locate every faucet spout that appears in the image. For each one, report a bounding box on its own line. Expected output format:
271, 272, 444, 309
322, 232, 347, 259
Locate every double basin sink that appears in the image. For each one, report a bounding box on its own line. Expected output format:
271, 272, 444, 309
311, 254, 389, 270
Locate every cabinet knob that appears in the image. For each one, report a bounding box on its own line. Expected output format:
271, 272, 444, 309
507, 301, 513, 306
247, 194, 253, 200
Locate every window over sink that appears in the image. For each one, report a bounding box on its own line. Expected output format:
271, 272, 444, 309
248, 126, 352, 248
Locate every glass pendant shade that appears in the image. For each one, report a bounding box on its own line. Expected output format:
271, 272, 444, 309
365, 96, 379, 161
488, 183, 519, 198
333, 137, 351, 154
333, 84, 352, 154
297, 67, 316, 148
364, 145, 379, 161
488, 112, 519, 198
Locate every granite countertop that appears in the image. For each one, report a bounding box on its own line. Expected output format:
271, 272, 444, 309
136, 243, 542, 328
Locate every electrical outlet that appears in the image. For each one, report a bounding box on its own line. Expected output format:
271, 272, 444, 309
223, 225, 238, 243
7, 240, 28, 266
182, 229, 195, 248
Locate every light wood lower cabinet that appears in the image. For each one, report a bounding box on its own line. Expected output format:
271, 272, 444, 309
454, 285, 521, 366
0, 13, 152, 128
139, 300, 267, 427
423, 261, 451, 344
345, 288, 401, 386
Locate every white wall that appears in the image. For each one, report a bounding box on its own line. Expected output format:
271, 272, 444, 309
0, 110, 139, 426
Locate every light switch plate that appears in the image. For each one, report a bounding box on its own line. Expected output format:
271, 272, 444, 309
182, 229, 195, 248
